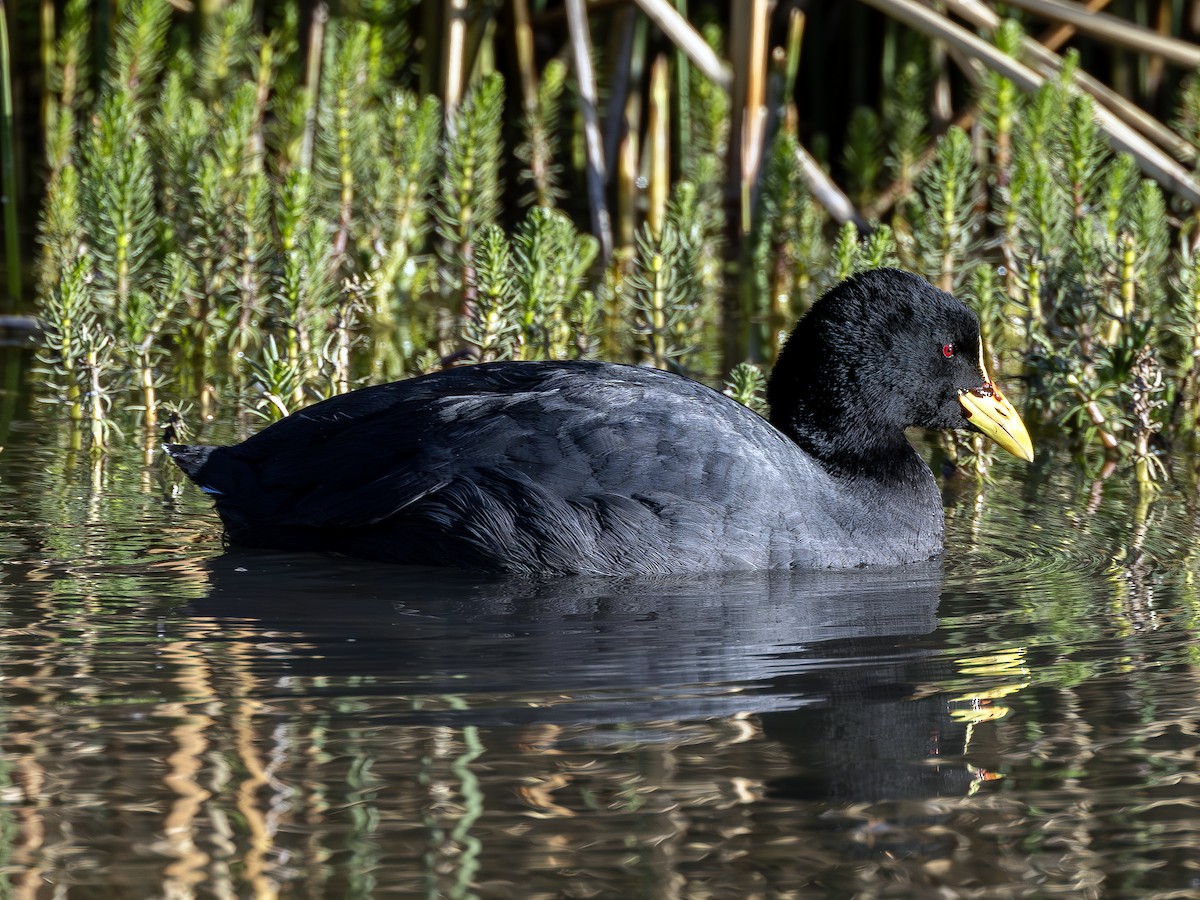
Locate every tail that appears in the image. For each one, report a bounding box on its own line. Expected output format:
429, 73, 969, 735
164, 442, 273, 537
164, 444, 218, 480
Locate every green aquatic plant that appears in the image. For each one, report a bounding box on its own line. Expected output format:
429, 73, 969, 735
78, 324, 118, 452
663, 181, 719, 366
123, 254, 192, 429
316, 20, 378, 275
36, 252, 95, 424
828, 223, 897, 284
361, 0, 415, 92
1011, 80, 1071, 281
1060, 93, 1110, 357
628, 185, 709, 373
42, 0, 91, 177
35, 250, 118, 451
323, 274, 370, 398
109, 0, 171, 105
861, 224, 898, 271
79, 90, 157, 316
512, 206, 598, 361
463, 224, 518, 363
1099, 154, 1140, 258
274, 169, 336, 405
196, 0, 255, 102
883, 59, 929, 223
209, 82, 271, 347
1129, 346, 1167, 489
516, 57, 567, 209
455, 207, 598, 365
371, 91, 440, 324
438, 73, 505, 305
749, 131, 829, 360
1169, 241, 1200, 432
843, 106, 885, 208
831, 221, 861, 283
911, 126, 979, 295
1006, 80, 1070, 405
979, 19, 1022, 191
260, 6, 306, 169
247, 334, 304, 422
723, 362, 767, 415
151, 71, 206, 253
1172, 70, 1200, 168
972, 262, 1006, 370
980, 21, 1023, 306
37, 160, 84, 295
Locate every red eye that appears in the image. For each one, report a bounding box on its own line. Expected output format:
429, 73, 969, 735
942, 343, 955, 358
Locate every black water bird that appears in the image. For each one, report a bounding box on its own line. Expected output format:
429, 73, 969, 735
168, 269, 1033, 575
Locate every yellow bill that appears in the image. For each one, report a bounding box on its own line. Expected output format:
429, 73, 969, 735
958, 344, 1034, 463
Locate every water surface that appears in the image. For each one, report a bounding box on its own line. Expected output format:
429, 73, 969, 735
1, 354, 1199, 897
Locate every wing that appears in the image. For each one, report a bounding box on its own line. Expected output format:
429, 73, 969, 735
207, 364, 630, 521
195, 361, 838, 573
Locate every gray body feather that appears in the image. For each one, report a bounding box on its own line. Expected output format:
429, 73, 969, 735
169, 361, 943, 575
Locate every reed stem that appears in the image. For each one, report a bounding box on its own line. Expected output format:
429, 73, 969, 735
0, 1, 20, 310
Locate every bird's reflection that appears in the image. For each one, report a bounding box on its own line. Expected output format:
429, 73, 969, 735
183, 551, 993, 812
186, 552, 940, 695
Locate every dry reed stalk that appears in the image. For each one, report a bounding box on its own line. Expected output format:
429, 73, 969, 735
299, 3, 327, 172
1001, 0, 1200, 67
565, 0, 614, 260
443, 0, 469, 129
945, 0, 1195, 163
630, 0, 731, 89
647, 55, 669, 239
860, 0, 1200, 204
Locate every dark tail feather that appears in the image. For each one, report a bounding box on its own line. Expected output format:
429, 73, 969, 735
165, 444, 218, 479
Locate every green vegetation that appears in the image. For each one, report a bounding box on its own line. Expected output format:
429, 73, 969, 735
7, 0, 1200, 493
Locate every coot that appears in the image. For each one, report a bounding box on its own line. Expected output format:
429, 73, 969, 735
168, 268, 1033, 575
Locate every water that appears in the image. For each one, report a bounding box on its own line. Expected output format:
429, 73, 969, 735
2, 354, 1200, 897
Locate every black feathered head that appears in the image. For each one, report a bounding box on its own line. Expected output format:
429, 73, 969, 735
767, 268, 1031, 472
